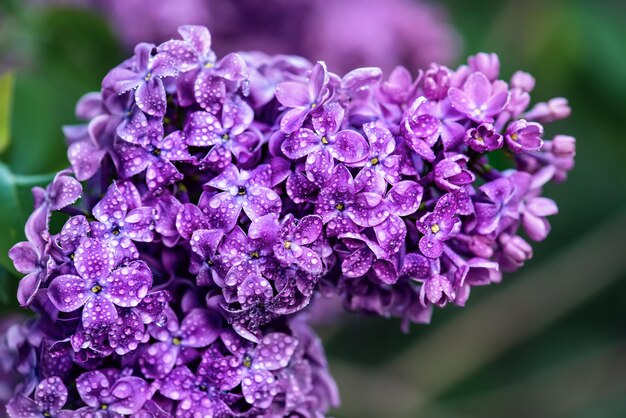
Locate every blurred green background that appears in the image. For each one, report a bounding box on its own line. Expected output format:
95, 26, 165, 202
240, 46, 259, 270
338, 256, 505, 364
0, 0, 625, 417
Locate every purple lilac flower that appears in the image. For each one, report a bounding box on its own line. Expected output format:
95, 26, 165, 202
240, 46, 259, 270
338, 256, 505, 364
90, 183, 155, 261
282, 102, 369, 185
5, 24, 575, 417
448, 71, 510, 122
140, 307, 221, 378
6, 376, 67, 418
73, 370, 149, 415
204, 164, 282, 230
275, 62, 332, 133
464, 122, 503, 153
416, 194, 460, 258
505, 118, 544, 152
103, 43, 176, 116
48, 238, 152, 328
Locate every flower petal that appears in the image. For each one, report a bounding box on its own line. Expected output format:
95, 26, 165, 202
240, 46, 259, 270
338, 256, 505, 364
105, 260, 152, 308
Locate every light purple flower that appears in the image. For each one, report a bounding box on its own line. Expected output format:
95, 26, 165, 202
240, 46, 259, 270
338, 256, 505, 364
115, 129, 192, 190
159, 365, 234, 417
275, 61, 332, 133
505, 119, 544, 152
90, 183, 155, 261
350, 122, 401, 194
204, 164, 282, 231
281, 102, 369, 185
184, 98, 260, 171
315, 165, 388, 235
158, 25, 248, 112
448, 71, 510, 122
416, 193, 460, 258
9, 209, 53, 306
434, 154, 476, 191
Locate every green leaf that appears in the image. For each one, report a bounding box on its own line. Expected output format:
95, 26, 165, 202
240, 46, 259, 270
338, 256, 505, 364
0, 162, 54, 274
0, 71, 14, 154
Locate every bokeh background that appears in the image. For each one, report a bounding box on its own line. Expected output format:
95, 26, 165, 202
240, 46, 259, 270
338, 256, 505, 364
0, 0, 625, 416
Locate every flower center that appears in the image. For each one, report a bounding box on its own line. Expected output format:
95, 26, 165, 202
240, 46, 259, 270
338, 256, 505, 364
431, 224, 441, 234
475, 136, 484, 143
335, 203, 345, 211
43, 412, 52, 417
199, 383, 208, 392
144, 73, 151, 81
370, 157, 379, 165
510, 133, 519, 141
321, 136, 329, 145
222, 133, 230, 142
205, 62, 214, 69
100, 404, 108, 410
91, 284, 103, 294
238, 187, 247, 196
242, 354, 253, 368
111, 226, 121, 236
310, 102, 317, 109
151, 148, 161, 157
284, 241, 292, 249
172, 336, 182, 346
250, 251, 260, 259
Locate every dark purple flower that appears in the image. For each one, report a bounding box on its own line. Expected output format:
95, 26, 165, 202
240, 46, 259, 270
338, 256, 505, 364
189, 228, 227, 286
140, 307, 221, 378
340, 233, 398, 285
6, 376, 67, 418
448, 71, 509, 122
275, 62, 332, 133
464, 123, 503, 153
48, 238, 152, 329
73, 370, 148, 415
202, 331, 298, 408
505, 119, 543, 152
416, 193, 460, 258
281, 102, 369, 185
103, 43, 176, 116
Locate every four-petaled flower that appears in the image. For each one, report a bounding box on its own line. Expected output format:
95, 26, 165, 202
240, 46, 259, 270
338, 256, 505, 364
103, 42, 176, 116
48, 238, 152, 329
448, 71, 510, 122
281, 102, 369, 185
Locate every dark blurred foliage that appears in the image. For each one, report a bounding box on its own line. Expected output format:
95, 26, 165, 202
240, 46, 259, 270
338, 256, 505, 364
0, 0, 625, 416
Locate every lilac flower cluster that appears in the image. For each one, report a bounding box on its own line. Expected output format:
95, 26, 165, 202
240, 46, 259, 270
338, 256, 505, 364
5, 25, 574, 417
